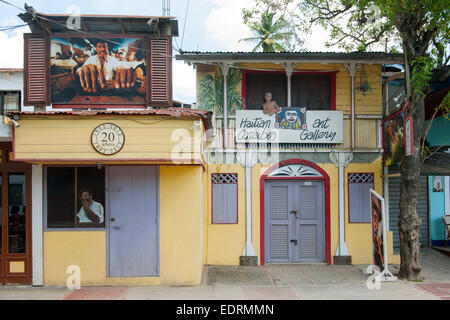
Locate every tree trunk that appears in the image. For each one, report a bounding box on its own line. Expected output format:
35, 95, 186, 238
397, 97, 424, 280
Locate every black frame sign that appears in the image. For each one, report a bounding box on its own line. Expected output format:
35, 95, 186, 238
91, 123, 125, 155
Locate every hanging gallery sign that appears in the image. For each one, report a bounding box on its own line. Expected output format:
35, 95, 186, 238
235, 108, 343, 143
91, 123, 125, 155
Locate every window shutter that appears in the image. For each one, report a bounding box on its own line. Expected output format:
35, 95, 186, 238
149, 38, 172, 107
348, 173, 374, 223
24, 33, 50, 106
212, 174, 238, 224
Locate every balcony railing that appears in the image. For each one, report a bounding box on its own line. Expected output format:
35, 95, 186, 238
208, 113, 382, 151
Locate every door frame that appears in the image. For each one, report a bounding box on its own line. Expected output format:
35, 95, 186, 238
0, 143, 32, 285
105, 165, 160, 277
260, 159, 331, 265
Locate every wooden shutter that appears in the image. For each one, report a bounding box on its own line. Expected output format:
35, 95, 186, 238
348, 173, 374, 223
24, 33, 50, 106
149, 37, 172, 107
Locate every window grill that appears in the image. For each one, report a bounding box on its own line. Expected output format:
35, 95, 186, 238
348, 173, 374, 184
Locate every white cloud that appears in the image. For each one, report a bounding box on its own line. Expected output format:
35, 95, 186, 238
0, 27, 29, 68
172, 60, 196, 104
204, 0, 255, 51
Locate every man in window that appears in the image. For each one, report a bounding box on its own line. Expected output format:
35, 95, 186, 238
77, 189, 104, 224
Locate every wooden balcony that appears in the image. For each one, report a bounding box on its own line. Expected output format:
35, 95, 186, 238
207, 113, 382, 152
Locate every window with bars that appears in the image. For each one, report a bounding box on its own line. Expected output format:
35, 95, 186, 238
348, 173, 374, 223
212, 173, 238, 224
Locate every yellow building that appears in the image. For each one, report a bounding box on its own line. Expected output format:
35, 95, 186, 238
177, 52, 404, 270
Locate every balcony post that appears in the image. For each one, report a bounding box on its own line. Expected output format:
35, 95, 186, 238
281, 63, 297, 107
344, 63, 361, 150
220, 63, 230, 149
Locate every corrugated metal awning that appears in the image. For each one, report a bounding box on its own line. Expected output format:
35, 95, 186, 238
7, 108, 213, 130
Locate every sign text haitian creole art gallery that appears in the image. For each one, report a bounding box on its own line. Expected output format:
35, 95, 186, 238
236, 108, 344, 143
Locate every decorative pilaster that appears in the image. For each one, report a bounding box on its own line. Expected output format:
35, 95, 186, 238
329, 150, 353, 264
237, 150, 257, 265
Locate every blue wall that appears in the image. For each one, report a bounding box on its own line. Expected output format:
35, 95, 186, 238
426, 116, 450, 147
428, 176, 447, 246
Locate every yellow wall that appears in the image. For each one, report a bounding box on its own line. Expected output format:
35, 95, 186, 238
205, 157, 398, 266
43, 165, 204, 286
14, 115, 203, 163
197, 63, 382, 116
344, 157, 399, 264
204, 164, 246, 265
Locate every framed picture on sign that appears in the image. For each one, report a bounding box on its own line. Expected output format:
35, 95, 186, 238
50, 35, 147, 106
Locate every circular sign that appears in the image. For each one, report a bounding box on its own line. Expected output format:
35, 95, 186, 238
91, 123, 125, 155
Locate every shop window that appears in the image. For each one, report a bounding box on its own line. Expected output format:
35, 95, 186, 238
46, 167, 105, 228
348, 173, 374, 223
212, 173, 238, 224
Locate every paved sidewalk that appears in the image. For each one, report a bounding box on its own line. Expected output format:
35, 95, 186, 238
0, 247, 448, 300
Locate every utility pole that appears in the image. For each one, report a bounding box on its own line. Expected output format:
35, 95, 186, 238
162, 0, 170, 16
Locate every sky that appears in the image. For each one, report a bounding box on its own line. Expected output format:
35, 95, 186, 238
0, 0, 333, 104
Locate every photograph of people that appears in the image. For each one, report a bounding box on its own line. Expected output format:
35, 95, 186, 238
77, 189, 104, 224
433, 176, 443, 192
50, 36, 146, 105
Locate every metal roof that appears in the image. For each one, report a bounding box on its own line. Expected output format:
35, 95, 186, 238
19, 9, 179, 36
8, 108, 212, 129
176, 51, 405, 64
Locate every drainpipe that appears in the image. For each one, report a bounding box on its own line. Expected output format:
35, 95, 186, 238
220, 63, 230, 150
345, 63, 360, 149
329, 151, 353, 264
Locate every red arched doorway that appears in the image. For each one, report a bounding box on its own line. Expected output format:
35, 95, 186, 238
260, 159, 331, 265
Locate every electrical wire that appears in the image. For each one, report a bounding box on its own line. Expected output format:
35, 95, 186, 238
0, 0, 363, 75
180, 0, 190, 50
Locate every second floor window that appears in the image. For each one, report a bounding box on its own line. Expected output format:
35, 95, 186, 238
244, 72, 333, 111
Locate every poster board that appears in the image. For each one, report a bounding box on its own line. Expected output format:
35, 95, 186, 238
382, 109, 405, 167
235, 109, 343, 144
368, 189, 397, 281
50, 35, 147, 106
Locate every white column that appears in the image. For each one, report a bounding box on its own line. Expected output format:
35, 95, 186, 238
237, 150, 256, 257
220, 63, 230, 150
32, 164, 43, 286
344, 63, 361, 150
281, 63, 297, 107
329, 151, 353, 256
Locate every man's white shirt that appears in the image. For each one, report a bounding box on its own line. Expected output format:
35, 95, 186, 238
77, 200, 104, 223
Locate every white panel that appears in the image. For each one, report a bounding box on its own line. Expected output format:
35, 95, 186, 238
236, 110, 343, 143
